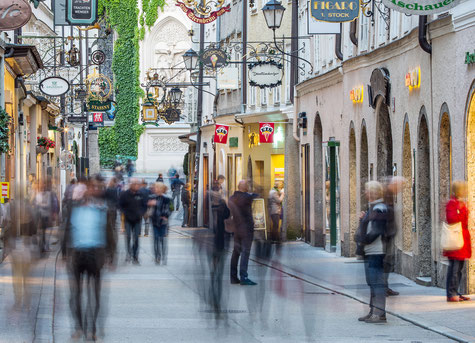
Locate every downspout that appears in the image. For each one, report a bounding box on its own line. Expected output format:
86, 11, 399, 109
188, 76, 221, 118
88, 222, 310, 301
293, 85, 300, 142
350, 19, 358, 46
335, 23, 343, 61
418, 15, 432, 54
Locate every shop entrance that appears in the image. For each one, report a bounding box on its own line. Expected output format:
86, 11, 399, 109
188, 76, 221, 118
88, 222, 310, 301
376, 102, 393, 179
314, 115, 324, 246
466, 90, 475, 293
302, 144, 311, 242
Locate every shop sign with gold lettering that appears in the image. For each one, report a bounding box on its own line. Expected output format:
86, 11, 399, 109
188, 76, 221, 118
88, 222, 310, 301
0, 0, 32, 31
176, 0, 230, 24
87, 100, 112, 112
350, 86, 364, 103
310, 0, 359, 23
383, 0, 460, 15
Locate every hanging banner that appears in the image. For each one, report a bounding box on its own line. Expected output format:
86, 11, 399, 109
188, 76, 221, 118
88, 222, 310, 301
382, 0, 460, 15
214, 124, 229, 144
259, 123, 275, 143
176, 1, 230, 24
310, 0, 360, 23
0, 0, 32, 31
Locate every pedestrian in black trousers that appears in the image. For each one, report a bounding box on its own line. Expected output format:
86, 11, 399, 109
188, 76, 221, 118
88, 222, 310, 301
149, 182, 171, 264
181, 183, 191, 227
229, 180, 258, 286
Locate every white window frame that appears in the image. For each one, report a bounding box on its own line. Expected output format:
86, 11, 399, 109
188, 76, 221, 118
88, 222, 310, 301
273, 85, 281, 105
249, 86, 256, 106
261, 88, 267, 106
377, 6, 387, 46
359, 12, 369, 52
402, 13, 412, 34
390, 10, 399, 40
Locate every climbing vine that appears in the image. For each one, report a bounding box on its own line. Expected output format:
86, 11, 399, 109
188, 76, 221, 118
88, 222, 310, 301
0, 108, 11, 154
98, 0, 163, 167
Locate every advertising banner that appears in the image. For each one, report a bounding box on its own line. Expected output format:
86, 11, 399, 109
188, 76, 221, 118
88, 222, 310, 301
214, 124, 229, 144
382, 0, 460, 15
259, 122, 275, 143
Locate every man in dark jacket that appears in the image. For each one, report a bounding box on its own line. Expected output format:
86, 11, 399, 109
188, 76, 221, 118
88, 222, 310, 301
181, 183, 191, 227
119, 179, 144, 264
229, 180, 258, 286
170, 174, 184, 211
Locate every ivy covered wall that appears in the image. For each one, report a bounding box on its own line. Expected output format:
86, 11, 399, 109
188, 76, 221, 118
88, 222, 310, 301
98, 0, 164, 167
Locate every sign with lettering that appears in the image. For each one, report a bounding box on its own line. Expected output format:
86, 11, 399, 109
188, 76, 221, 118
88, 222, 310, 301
176, 1, 230, 24
382, 0, 460, 15
350, 86, 364, 103
201, 47, 228, 69
0, 0, 32, 31
67, 115, 87, 123
87, 100, 112, 112
310, 0, 359, 23
214, 124, 229, 144
89, 112, 104, 126
405, 67, 420, 90
66, 0, 98, 26
39, 76, 70, 97
248, 61, 283, 89
53, 0, 68, 25
465, 50, 475, 65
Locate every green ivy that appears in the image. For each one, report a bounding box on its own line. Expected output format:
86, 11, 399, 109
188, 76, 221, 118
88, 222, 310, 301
183, 152, 189, 176
0, 108, 11, 154
97, 0, 164, 167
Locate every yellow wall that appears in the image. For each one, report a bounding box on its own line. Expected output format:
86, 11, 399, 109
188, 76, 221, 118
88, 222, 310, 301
271, 154, 285, 187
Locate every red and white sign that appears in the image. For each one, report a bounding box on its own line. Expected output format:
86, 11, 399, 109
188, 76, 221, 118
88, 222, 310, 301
214, 124, 229, 144
1, 182, 9, 198
259, 122, 275, 143
92, 112, 104, 123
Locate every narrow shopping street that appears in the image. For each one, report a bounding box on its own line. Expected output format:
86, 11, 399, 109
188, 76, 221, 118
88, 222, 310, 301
0, 213, 469, 343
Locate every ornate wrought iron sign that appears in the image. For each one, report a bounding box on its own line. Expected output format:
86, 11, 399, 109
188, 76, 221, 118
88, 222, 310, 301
90, 50, 106, 65
201, 47, 228, 69
39, 76, 70, 97
248, 60, 283, 89
310, 0, 360, 23
0, 0, 32, 31
66, 0, 98, 26
161, 108, 181, 125
176, 0, 230, 24
86, 70, 112, 101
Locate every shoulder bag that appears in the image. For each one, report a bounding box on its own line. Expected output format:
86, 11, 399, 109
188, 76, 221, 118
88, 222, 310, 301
441, 221, 464, 251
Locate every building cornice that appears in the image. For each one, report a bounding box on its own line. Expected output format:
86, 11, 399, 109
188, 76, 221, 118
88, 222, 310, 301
296, 67, 343, 97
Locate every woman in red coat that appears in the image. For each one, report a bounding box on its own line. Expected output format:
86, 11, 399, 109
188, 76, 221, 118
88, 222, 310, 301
444, 181, 471, 302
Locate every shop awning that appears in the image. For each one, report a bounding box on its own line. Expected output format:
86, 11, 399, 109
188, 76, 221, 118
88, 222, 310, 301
178, 132, 197, 145
5, 44, 43, 76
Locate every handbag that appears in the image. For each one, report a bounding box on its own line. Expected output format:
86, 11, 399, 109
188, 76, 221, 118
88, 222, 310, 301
441, 221, 464, 251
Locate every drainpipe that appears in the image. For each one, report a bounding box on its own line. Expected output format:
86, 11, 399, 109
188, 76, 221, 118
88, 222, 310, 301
293, 85, 300, 142
350, 20, 358, 46
335, 23, 343, 61
418, 15, 432, 54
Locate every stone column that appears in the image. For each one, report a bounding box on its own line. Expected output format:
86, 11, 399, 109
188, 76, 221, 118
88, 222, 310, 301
282, 121, 301, 240
88, 131, 100, 175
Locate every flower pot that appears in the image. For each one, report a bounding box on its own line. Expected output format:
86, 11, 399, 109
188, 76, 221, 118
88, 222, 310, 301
36, 145, 48, 154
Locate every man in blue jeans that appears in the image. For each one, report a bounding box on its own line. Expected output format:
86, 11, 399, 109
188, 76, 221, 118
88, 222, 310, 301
119, 179, 145, 264
229, 180, 259, 286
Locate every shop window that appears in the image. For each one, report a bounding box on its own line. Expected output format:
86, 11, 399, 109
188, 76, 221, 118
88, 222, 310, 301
261, 88, 267, 106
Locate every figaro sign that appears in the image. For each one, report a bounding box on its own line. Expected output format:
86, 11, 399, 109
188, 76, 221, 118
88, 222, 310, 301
310, 0, 359, 23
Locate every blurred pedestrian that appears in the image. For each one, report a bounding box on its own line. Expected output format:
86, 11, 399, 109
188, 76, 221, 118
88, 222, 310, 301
217, 174, 226, 198
170, 174, 184, 211
355, 181, 388, 323
119, 179, 144, 264
34, 179, 59, 254
62, 175, 115, 341
229, 180, 258, 286
181, 183, 191, 227
444, 181, 471, 302
149, 182, 171, 264
268, 181, 284, 243
125, 159, 134, 178
138, 180, 152, 237
156, 173, 164, 183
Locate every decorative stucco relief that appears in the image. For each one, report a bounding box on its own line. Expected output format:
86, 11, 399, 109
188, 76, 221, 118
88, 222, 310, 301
151, 136, 188, 153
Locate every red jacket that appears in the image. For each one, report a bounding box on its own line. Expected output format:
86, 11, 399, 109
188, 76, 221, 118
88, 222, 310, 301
443, 197, 471, 260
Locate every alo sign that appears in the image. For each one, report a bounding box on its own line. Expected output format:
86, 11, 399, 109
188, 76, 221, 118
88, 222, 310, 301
0, 0, 32, 31
310, 0, 359, 23
39, 77, 70, 97
248, 61, 283, 89
382, 0, 460, 15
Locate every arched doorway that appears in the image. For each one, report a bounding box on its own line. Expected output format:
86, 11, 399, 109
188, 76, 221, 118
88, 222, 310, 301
360, 122, 369, 211
417, 110, 432, 277
376, 100, 393, 179
402, 118, 413, 252
348, 124, 357, 256
466, 89, 475, 293
314, 114, 324, 246
438, 107, 451, 223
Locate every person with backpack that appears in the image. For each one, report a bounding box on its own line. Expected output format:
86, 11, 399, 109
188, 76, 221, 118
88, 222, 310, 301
148, 182, 171, 264
170, 174, 184, 211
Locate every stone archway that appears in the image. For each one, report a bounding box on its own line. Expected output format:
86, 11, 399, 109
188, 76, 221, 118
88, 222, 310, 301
417, 111, 432, 277
360, 122, 369, 211
402, 118, 413, 252
314, 114, 324, 247
466, 89, 475, 293
376, 100, 393, 180
439, 107, 451, 224
348, 124, 357, 256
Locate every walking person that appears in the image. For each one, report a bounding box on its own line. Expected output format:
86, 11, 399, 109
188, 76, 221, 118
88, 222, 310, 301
268, 181, 284, 243
229, 180, 259, 286
149, 182, 171, 264
444, 181, 471, 302
156, 173, 164, 183
119, 179, 144, 264
181, 183, 191, 227
34, 179, 59, 254
355, 181, 388, 323
125, 159, 135, 178
138, 180, 152, 237
62, 175, 115, 341
170, 174, 184, 211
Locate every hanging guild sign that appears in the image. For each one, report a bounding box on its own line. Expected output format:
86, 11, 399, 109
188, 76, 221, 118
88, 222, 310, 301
259, 123, 275, 144
310, 0, 360, 23
0, 0, 32, 31
160, 108, 181, 125
86, 70, 112, 101
383, 0, 460, 15
249, 61, 283, 89
39, 76, 70, 97
201, 47, 228, 69
66, 0, 98, 26
87, 100, 112, 112
214, 124, 229, 144
176, 0, 230, 24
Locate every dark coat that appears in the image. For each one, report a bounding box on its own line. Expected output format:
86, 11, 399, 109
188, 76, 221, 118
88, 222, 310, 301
211, 191, 230, 251
150, 195, 171, 228
229, 191, 258, 233
181, 188, 191, 206
119, 189, 144, 224
354, 200, 388, 255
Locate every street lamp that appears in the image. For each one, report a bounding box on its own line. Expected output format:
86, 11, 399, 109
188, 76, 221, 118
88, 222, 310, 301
183, 49, 199, 71
169, 87, 183, 106
262, 0, 286, 31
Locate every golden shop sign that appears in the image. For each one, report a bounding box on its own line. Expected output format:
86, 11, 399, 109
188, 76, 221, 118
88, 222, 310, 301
310, 0, 360, 23
350, 86, 364, 104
